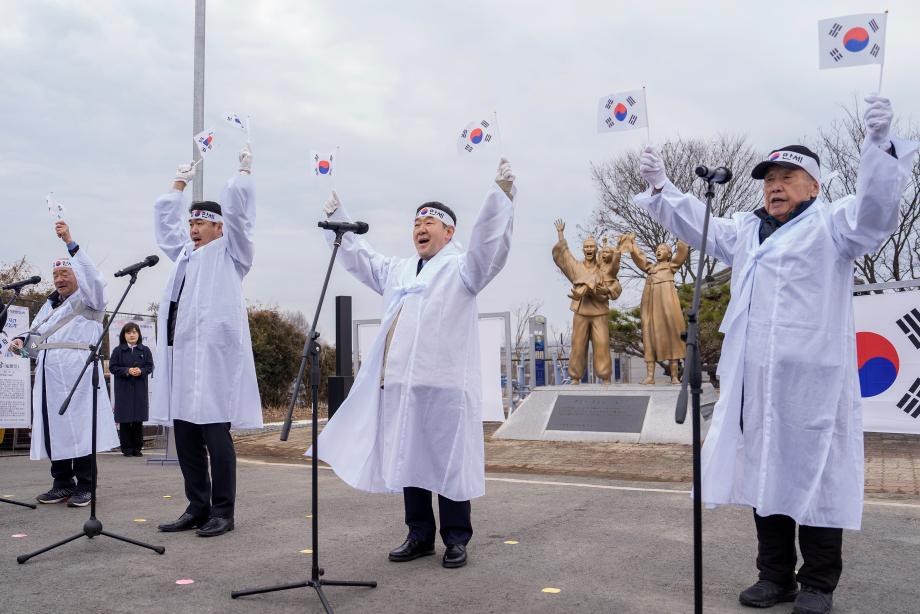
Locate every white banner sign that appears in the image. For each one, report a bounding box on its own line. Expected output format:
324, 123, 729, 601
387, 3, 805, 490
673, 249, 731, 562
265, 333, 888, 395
1, 304, 31, 428
854, 291, 920, 433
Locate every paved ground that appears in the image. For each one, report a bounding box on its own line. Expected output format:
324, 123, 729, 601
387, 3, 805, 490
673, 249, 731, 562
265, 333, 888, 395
2, 454, 919, 613
235, 424, 920, 497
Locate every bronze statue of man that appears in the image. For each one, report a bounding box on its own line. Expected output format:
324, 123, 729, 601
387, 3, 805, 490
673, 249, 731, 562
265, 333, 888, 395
622, 233, 688, 385
552, 220, 621, 384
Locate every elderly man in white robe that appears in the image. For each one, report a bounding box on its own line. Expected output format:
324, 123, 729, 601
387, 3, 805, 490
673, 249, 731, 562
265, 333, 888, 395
315, 158, 516, 569
633, 96, 917, 614
12, 221, 119, 508
151, 146, 263, 538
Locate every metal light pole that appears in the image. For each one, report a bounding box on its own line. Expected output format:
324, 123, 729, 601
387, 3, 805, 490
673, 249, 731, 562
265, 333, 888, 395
192, 0, 206, 202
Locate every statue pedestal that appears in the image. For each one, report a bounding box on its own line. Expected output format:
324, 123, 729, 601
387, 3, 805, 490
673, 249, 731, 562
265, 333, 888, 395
493, 384, 715, 445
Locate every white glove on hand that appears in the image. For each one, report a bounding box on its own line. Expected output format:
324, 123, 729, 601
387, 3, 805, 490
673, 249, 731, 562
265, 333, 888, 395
863, 93, 893, 147
323, 190, 341, 217
239, 145, 253, 174
174, 163, 196, 186
639, 145, 668, 190
495, 157, 515, 199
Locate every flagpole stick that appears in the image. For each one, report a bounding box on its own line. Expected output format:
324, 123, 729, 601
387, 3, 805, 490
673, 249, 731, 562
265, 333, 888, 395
643, 86, 651, 145
333, 145, 340, 192
493, 111, 505, 156
246, 115, 252, 146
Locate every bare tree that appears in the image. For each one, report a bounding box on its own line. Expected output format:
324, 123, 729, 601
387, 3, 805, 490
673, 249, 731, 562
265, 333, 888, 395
811, 98, 920, 283
511, 299, 543, 358
590, 134, 761, 283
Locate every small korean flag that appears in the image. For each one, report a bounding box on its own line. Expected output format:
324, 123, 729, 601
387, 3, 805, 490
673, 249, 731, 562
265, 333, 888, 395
193, 130, 216, 156
457, 120, 495, 155
223, 113, 248, 133
311, 151, 335, 177
46, 193, 65, 220
819, 13, 886, 70
597, 89, 648, 134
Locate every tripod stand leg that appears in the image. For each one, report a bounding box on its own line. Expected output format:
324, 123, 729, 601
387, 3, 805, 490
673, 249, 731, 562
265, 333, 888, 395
231, 580, 311, 599
16, 532, 84, 564
321, 579, 378, 588
0, 498, 37, 509
313, 583, 334, 613
100, 530, 166, 554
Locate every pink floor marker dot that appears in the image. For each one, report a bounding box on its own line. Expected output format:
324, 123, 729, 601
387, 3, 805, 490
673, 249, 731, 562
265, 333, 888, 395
11, 533, 28, 538
175, 579, 195, 585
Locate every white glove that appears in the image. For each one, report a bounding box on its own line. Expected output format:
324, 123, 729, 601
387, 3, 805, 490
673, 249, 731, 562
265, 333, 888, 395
174, 163, 196, 185
323, 190, 341, 217
495, 157, 515, 199
239, 145, 253, 174
863, 93, 893, 147
639, 145, 668, 190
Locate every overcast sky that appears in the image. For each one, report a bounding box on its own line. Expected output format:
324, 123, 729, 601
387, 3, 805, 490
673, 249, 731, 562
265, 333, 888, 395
3, 1, 919, 339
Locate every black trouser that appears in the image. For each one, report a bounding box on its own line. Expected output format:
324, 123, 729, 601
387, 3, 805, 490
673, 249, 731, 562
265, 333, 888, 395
403, 486, 472, 546
173, 419, 236, 519
118, 422, 144, 453
50, 455, 93, 491
754, 511, 843, 593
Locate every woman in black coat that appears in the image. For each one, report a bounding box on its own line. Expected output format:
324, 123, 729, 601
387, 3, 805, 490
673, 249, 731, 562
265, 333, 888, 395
109, 322, 154, 456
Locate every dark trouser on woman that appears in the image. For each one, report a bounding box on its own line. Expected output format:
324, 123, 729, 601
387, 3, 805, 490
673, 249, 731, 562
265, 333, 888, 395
754, 511, 843, 593
118, 422, 144, 454
173, 419, 236, 520
403, 486, 473, 546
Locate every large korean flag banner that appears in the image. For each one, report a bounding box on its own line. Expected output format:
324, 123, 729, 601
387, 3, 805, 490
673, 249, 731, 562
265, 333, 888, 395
854, 291, 920, 433
818, 13, 886, 70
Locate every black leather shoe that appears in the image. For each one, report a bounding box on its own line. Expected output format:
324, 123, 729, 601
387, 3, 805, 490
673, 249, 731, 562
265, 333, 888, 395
158, 512, 206, 532
739, 579, 798, 608
388, 538, 435, 562
442, 544, 467, 569
196, 516, 234, 537
793, 586, 833, 614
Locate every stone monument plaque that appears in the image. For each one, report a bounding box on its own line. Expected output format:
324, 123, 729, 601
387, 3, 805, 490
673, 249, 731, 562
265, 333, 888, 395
545, 394, 649, 433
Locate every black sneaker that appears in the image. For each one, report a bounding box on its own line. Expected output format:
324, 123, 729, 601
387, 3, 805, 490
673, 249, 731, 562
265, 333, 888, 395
793, 585, 833, 614
739, 579, 798, 608
36, 487, 74, 504
67, 490, 92, 507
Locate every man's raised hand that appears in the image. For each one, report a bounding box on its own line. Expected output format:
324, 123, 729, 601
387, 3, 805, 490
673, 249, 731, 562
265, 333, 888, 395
496, 157, 515, 199
55, 221, 73, 244
323, 190, 341, 217
639, 145, 668, 190
239, 145, 253, 175
173, 163, 196, 189
863, 94, 893, 148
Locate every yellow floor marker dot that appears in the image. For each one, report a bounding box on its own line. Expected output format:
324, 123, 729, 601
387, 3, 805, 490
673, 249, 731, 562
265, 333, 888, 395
503, 540, 519, 545
133, 519, 147, 523
300, 549, 313, 554
305, 515, 313, 519
162, 495, 172, 499
541, 588, 561, 594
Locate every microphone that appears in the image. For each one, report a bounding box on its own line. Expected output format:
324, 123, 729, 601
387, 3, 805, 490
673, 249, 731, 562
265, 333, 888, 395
317, 220, 369, 235
114, 255, 160, 278
2, 276, 41, 291
695, 165, 733, 184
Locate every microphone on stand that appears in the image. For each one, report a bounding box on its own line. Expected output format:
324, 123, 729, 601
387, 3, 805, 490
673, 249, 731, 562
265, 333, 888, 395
318, 220, 369, 235
114, 255, 159, 278
695, 166, 733, 184
2, 276, 41, 291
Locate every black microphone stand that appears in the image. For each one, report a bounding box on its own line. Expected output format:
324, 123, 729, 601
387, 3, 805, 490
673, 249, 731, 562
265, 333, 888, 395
232, 227, 376, 613
17, 270, 165, 563
0, 287, 37, 510
675, 177, 717, 614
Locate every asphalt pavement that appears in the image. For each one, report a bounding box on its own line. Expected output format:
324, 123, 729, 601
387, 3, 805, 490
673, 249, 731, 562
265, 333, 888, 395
2, 454, 919, 613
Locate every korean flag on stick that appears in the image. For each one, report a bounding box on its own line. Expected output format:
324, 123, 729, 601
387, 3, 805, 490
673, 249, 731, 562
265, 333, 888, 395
819, 13, 887, 70
597, 88, 648, 135
223, 112, 248, 134
311, 151, 335, 177
193, 129, 216, 157
45, 193, 65, 220
457, 119, 495, 155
